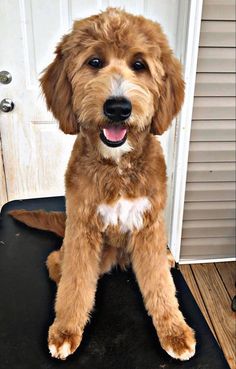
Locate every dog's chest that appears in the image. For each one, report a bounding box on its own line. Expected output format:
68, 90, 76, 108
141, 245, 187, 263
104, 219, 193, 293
97, 197, 151, 233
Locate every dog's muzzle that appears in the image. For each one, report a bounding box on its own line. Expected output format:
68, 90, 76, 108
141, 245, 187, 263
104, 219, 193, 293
101, 97, 131, 147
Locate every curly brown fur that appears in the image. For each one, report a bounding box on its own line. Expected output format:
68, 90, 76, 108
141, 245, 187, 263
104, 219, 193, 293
9, 210, 174, 270
10, 8, 195, 361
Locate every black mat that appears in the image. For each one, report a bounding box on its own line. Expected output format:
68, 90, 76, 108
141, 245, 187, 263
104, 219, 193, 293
0, 197, 230, 369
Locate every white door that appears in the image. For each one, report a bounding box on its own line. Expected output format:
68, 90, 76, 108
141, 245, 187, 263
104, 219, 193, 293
0, 0, 186, 230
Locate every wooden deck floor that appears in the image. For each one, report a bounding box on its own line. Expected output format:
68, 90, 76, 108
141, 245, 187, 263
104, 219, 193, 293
180, 262, 236, 369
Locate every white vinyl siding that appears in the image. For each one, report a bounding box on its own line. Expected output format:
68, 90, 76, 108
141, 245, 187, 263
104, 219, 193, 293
195, 74, 236, 97
200, 21, 235, 47
197, 48, 235, 73
180, 0, 236, 262
202, 0, 236, 20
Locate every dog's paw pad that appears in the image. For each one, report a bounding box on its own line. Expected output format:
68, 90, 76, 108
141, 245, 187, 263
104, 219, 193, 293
166, 342, 196, 361
49, 342, 72, 360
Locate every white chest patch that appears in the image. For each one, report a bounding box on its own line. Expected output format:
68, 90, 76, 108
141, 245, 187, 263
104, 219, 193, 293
97, 197, 151, 233
98, 139, 133, 163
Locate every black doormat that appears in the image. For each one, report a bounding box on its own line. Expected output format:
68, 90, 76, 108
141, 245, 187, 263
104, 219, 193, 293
0, 197, 230, 369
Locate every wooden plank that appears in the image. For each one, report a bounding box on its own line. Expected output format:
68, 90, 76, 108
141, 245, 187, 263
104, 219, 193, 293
202, 0, 236, 21
191, 120, 236, 142
216, 262, 236, 300
195, 73, 236, 97
197, 48, 236, 73
180, 264, 217, 339
184, 201, 236, 220
191, 264, 236, 369
200, 21, 236, 47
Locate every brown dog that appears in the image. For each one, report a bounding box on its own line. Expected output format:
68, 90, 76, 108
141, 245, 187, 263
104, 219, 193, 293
10, 8, 196, 361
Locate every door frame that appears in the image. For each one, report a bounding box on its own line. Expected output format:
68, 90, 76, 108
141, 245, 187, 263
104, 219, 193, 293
168, 0, 203, 262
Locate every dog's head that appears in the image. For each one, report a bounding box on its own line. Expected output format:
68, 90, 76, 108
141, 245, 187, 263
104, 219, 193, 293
41, 8, 184, 157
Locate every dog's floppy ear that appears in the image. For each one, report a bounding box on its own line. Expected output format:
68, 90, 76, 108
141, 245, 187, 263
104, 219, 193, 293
151, 50, 185, 135
40, 41, 79, 135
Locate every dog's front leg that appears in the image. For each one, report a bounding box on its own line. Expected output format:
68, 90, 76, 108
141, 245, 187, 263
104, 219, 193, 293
130, 220, 196, 361
48, 220, 102, 360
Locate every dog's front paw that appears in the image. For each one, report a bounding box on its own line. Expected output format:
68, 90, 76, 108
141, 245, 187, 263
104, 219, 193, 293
160, 323, 196, 361
48, 322, 82, 360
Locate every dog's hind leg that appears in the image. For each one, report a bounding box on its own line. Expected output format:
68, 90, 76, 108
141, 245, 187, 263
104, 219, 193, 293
167, 248, 176, 269
46, 246, 114, 286
47, 245, 128, 284
99, 245, 118, 275
117, 249, 130, 271
100, 246, 130, 275
46, 249, 64, 284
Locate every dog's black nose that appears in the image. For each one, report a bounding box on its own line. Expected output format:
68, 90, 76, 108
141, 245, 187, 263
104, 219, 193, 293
103, 97, 132, 121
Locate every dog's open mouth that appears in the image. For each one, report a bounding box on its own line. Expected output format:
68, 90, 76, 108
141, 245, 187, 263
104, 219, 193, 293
100, 125, 127, 147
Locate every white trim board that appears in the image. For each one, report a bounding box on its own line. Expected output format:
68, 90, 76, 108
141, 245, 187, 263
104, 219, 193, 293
0, 135, 8, 210
179, 257, 236, 265
168, 0, 203, 262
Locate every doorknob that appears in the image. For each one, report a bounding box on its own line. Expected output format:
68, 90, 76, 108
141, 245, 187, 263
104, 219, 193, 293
0, 71, 12, 84
0, 98, 14, 112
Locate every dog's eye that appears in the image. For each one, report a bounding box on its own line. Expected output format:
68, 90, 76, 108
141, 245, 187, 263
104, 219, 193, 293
88, 58, 103, 69
132, 60, 146, 71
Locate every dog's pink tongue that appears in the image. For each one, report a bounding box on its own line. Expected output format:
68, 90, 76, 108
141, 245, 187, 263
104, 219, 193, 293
103, 127, 127, 142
